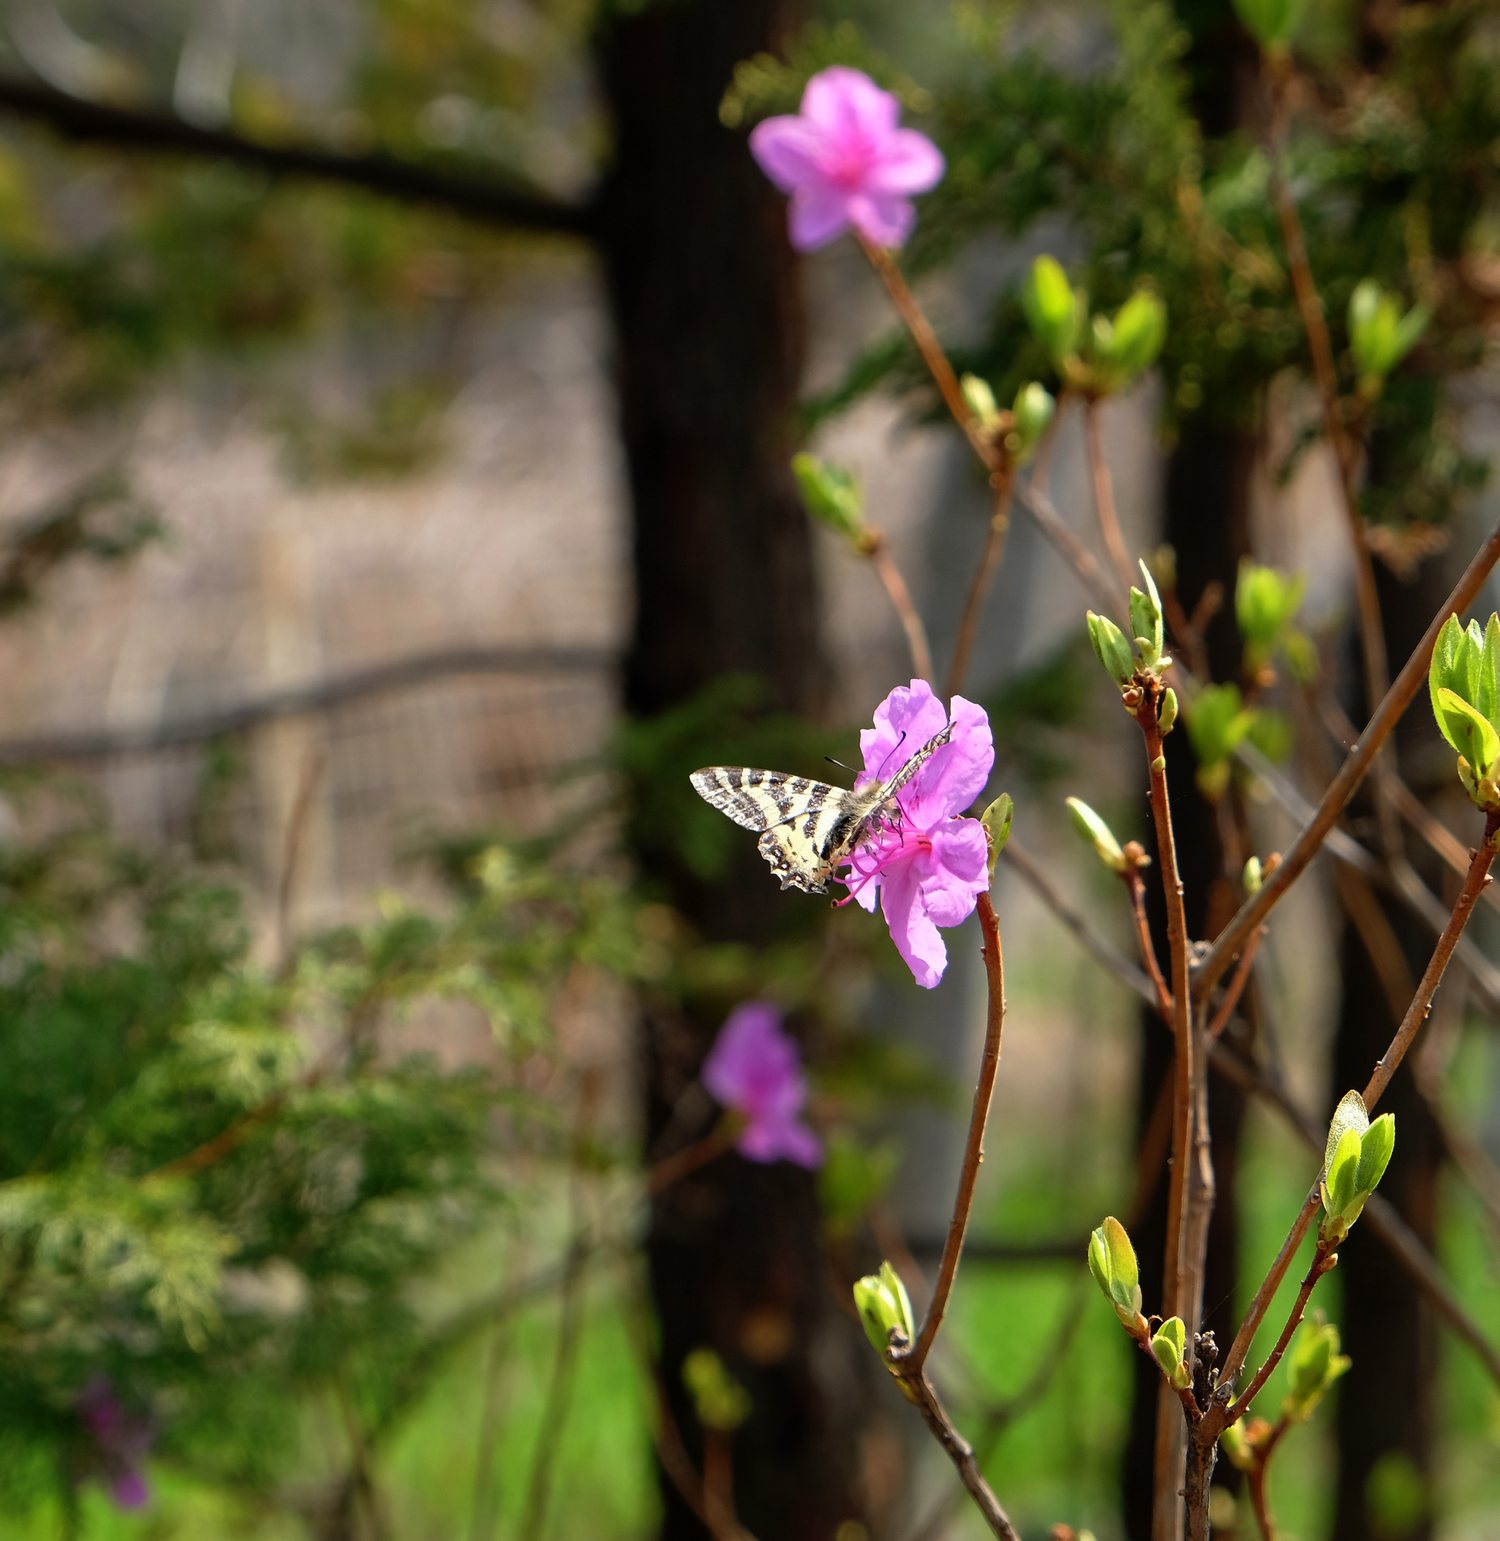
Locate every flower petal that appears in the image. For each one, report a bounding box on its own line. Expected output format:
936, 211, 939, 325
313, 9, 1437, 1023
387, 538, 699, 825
917, 820, 989, 927
903, 693, 994, 824
866, 130, 945, 195
801, 66, 900, 141
879, 849, 950, 989
787, 184, 852, 251
846, 192, 916, 250
703, 1001, 784, 1107
860, 679, 949, 783
749, 116, 828, 191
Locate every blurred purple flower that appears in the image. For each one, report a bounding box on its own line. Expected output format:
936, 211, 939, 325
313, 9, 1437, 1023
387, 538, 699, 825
843, 680, 994, 989
749, 66, 944, 251
76, 1377, 154, 1511
703, 1002, 821, 1168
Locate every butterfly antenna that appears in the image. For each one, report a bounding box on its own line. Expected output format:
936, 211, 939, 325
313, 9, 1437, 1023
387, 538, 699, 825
874, 729, 909, 780
824, 755, 858, 775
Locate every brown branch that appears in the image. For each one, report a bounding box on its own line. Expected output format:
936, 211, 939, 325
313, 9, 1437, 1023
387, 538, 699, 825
0, 73, 597, 239
1084, 399, 1137, 598
898, 1373, 1021, 1540
1218, 809, 1500, 1392
1140, 681, 1207, 1541
1194, 518, 1500, 996
904, 891, 1007, 1369
1126, 864, 1175, 1020
1222, 1242, 1338, 1429
946, 472, 1015, 698
864, 531, 935, 684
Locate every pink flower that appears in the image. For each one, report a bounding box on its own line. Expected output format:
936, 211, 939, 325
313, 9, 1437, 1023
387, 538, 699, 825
76, 1378, 154, 1511
749, 66, 945, 251
703, 1002, 821, 1168
843, 681, 994, 989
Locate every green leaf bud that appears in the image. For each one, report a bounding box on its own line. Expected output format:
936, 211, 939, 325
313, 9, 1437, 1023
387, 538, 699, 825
1236, 561, 1307, 670
1022, 255, 1082, 367
1243, 855, 1263, 894
1067, 798, 1128, 874
1158, 687, 1178, 736
1232, 0, 1305, 50
792, 453, 864, 543
1129, 561, 1165, 668
852, 1260, 915, 1357
1281, 1319, 1351, 1423
1150, 1316, 1192, 1390
1087, 610, 1135, 688
682, 1347, 753, 1431
981, 793, 1014, 875
1087, 1216, 1145, 1331
961, 373, 1001, 429
1096, 290, 1167, 388
1348, 280, 1430, 395
1435, 687, 1500, 782
1355, 1112, 1396, 1196
1007, 382, 1055, 462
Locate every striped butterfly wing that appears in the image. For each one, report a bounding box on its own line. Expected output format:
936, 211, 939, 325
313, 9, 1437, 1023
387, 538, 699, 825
688, 767, 874, 894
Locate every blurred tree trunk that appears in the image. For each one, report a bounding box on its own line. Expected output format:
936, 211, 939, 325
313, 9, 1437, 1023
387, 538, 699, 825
594, 5, 866, 1539
1124, 423, 1254, 1539
1122, 13, 1256, 1537
1328, 557, 1450, 1541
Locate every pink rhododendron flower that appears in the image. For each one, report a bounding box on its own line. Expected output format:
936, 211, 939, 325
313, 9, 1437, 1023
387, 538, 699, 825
76, 1378, 155, 1511
703, 1002, 821, 1168
749, 66, 944, 251
843, 681, 994, 989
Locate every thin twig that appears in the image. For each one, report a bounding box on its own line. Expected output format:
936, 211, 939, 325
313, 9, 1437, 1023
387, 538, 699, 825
1219, 809, 1500, 1391
904, 890, 1007, 1369
947, 472, 1015, 698
1195, 518, 1500, 996
1084, 399, 1138, 598
1222, 1242, 1338, 1428
1139, 682, 1206, 1541
1126, 864, 1175, 1020
865, 531, 935, 683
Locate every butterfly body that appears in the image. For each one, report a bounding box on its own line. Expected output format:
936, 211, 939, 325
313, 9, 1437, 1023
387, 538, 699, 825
690, 725, 952, 893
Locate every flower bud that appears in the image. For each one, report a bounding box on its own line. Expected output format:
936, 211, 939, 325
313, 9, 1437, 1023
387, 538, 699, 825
1067, 798, 1128, 874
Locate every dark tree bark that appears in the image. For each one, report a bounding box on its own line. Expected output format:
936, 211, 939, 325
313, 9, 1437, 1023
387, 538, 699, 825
594, 6, 867, 1538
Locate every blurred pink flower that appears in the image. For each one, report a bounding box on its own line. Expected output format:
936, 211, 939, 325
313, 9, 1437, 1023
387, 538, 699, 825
76, 1377, 154, 1511
843, 680, 994, 989
703, 1002, 821, 1168
749, 66, 944, 251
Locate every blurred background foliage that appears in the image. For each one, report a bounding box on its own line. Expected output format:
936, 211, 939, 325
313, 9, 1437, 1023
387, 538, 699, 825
0, 1, 1497, 1539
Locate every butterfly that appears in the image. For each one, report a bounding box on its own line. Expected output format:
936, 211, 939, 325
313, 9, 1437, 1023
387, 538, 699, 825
689, 725, 953, 894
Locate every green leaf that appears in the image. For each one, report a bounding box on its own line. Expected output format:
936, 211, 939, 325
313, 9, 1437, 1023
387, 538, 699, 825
1067, 797, 1127, 873
1323, 1090, 1370, 1179
1322, 1125, 1363, 1221
1087, 610, 1135, 687
1185, 683, 1254, 772
1355, 1113, 1396, 1196
1430, 615, 1469, 728
1435, 687, 1500, 777
1282, 1319, 1351, 1422
1479, 615, 1500, 727
1236, 561, 1307, 658
1129, 561, 1165, 667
